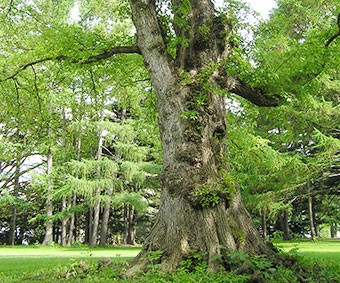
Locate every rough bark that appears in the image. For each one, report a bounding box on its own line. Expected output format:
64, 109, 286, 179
126, 0, 276, 274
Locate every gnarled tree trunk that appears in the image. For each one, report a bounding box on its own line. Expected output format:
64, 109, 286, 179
126, 0, 278, 274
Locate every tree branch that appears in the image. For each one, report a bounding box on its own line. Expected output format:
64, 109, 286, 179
325, 13, 340, 47
1, 46, 141, 82
227, 77, 281, 107
128, 0, 176, 92
81, 46, 141, 64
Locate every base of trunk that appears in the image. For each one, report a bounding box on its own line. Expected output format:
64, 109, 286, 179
125, 189, 276, 277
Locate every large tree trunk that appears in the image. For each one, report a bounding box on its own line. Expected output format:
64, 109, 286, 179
126, 0, 278, 274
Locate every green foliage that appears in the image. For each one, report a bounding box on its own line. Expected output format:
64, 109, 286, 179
191, 186, 221, 207
180, 110, 199, 121
112, 192, 148, 213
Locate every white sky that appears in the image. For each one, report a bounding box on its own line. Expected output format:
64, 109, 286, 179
246, 0, 276, 19
215, 0, 276, 19
70, 1, 277, 23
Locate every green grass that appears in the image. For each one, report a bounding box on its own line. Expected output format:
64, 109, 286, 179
0, 245, 140, 282
275, 239, 340, 282
0, 240, 339, 282
275, 239, 340, 262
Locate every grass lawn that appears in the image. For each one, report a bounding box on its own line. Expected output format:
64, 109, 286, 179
275, 239, 340, 281
0, 240, 339, 282
0, 245, 140, 282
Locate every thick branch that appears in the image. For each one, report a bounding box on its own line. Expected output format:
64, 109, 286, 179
1, 46, 141, 81
227, 77, 280, 107
128, 0, 176, 92
82, 46, 141, 64
325, 13, 340, 47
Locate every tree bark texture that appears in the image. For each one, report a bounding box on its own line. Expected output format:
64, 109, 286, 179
127, 0, 275, 273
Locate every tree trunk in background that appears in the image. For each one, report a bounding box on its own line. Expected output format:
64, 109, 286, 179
7, 208, 16, 246
313, 210, 320, 237
307, 185, 316, 240
126, 0, 278, 274
89, 201, 100, 247
85, 209, 91, 244
7, 154, 20, 246
68, 134, 82, 246
330, 223, 337, 238
126, 206, 137, 245
282, 210, 291, 240
100, 187, 113, 246
42, 148, 54, 245
61, 197, 69, 246
67, 194, 77, 246
89, 126, 104, 247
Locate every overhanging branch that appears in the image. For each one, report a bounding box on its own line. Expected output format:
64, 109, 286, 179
325, 13, 340, 47
82, 45, 141, 64
227, 77, 281, 107
1, 45, 141, 81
